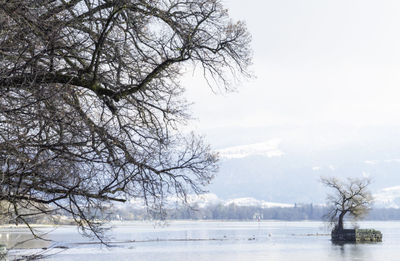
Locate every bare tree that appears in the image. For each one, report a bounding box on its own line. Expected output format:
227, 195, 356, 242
0, 0, 251, 240
320, 177, 373, 231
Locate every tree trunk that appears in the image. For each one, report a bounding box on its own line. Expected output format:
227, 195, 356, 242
337, 211, 346, 231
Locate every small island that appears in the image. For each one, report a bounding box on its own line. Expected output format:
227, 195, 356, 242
321, 177, 383, 243
331, 228, 382, 242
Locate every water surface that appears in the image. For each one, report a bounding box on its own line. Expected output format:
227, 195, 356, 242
1, 221, 398, 260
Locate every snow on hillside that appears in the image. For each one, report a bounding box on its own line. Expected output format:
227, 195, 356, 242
185, 193, 222, 208
224, 197, 294, 208
124, 193, 293, 210
374, 186, 400, 208
217, 139, 284, 159
184, 194, 293, 209
124, 189, 400, 210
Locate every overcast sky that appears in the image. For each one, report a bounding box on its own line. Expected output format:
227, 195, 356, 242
183, 0, 400, 151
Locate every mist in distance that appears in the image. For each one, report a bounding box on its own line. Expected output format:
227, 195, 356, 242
184, 0, 400, 205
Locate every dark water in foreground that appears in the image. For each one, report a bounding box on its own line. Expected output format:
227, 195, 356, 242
1, 221, 399, 260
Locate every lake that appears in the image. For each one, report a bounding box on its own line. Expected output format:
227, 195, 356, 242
1, 221, 399, 260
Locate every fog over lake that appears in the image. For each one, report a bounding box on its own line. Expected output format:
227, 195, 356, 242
1, 221, 399, 261
2, 0, 400, 260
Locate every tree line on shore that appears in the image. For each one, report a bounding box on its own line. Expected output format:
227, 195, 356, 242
2, 202, 400, 225
110, 203, 400, 222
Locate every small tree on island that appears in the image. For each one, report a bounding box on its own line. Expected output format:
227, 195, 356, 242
321, 177, 373, 232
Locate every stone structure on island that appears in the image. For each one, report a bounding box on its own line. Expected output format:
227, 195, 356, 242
331, 228, 382, 243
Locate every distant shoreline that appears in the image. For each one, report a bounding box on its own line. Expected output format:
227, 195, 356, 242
1, 219, 400, 229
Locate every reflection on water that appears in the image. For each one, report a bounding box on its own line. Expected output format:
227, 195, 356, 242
0, 227, 51, 249
0, 221, 398, 261
334, 243, 366, 260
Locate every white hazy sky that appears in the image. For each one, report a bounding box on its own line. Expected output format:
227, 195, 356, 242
183, 0, 400, 148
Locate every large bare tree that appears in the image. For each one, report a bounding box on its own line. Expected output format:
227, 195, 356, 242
0, 0, 251, 239
321, 177, 373, 231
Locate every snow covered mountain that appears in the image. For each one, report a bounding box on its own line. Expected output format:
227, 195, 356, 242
123, 193, 293, 210
374, 186, 400, 208
205, 125, 400, 205
217, 139, 284, 159
223, 197, 293, 208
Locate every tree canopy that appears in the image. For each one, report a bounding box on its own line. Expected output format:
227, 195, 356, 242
321, 177, 373, 231
0, 0, 251, 239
